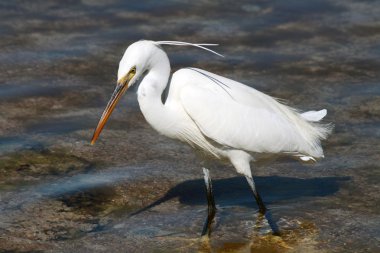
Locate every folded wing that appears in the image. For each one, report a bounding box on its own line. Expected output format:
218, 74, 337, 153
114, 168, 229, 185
177, 68, 331, 158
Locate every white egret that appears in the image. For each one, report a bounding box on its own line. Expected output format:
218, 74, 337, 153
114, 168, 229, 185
91, 40, 332, 236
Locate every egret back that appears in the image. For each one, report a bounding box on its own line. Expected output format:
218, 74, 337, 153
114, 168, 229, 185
169, 68, 332, 158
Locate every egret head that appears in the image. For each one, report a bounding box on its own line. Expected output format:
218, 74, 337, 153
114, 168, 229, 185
117, 40, 159, 86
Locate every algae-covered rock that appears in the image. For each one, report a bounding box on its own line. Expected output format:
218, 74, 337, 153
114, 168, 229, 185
0, 148, 92, 187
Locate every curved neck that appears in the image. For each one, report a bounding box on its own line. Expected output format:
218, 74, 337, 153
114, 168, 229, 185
137, 58, 170, 100
137, 50, 172, 135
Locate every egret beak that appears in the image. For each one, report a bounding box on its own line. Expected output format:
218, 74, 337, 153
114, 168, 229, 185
91, 72, 134, 145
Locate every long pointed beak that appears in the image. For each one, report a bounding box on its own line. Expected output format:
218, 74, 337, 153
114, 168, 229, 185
91, 79, 130, 145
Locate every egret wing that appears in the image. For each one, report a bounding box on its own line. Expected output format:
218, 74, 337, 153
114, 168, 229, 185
177, 68, 328, 157
180, 86, 298, 154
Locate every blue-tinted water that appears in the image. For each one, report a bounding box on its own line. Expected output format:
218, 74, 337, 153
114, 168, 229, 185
0, 0, 379, 252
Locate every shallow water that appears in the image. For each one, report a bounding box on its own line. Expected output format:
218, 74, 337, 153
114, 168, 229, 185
0, 0, 379, 252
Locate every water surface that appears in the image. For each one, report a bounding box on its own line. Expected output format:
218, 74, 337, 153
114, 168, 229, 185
0, 0, 379, 252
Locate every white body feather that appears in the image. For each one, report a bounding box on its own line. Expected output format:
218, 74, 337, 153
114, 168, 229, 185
119, 40, 332, 177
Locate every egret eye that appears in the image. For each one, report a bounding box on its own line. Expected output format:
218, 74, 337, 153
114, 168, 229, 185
130, 67, 136, 74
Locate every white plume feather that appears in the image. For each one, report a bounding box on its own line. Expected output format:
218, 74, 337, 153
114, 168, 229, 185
154, 40, 224, 58
301, 109, 327, 122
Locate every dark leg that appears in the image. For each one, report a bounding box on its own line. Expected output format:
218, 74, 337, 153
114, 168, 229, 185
245, 175, 281, 236
245, 175, 267, 214
201, 168, 216, 237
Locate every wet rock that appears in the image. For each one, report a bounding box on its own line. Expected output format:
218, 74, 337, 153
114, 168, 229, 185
0, 199, 108, 252
0, 0, 380, 252
0, 148, 92, 187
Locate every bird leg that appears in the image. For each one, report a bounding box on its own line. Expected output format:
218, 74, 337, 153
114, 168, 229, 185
245, 175, 267, 214
201, 168, 216, 237
245, 175, 281, 236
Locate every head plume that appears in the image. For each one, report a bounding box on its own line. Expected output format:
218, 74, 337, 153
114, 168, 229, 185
154, 40, 224, 58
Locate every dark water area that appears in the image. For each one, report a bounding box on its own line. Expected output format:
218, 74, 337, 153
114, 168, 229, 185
0, 0, 379, 252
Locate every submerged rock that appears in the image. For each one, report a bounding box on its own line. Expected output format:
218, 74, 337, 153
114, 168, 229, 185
0, 0, 380, 252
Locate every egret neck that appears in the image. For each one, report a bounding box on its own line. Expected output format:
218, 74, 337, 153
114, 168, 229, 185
136, 48, 172, 136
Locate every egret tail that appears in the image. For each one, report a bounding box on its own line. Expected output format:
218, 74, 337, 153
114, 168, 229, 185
301, 109, 327, 122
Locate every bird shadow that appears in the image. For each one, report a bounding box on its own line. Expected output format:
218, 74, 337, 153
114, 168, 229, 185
131, 175, 350, 216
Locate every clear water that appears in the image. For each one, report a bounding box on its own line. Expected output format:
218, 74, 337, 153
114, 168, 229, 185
0, 0, 379, 252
